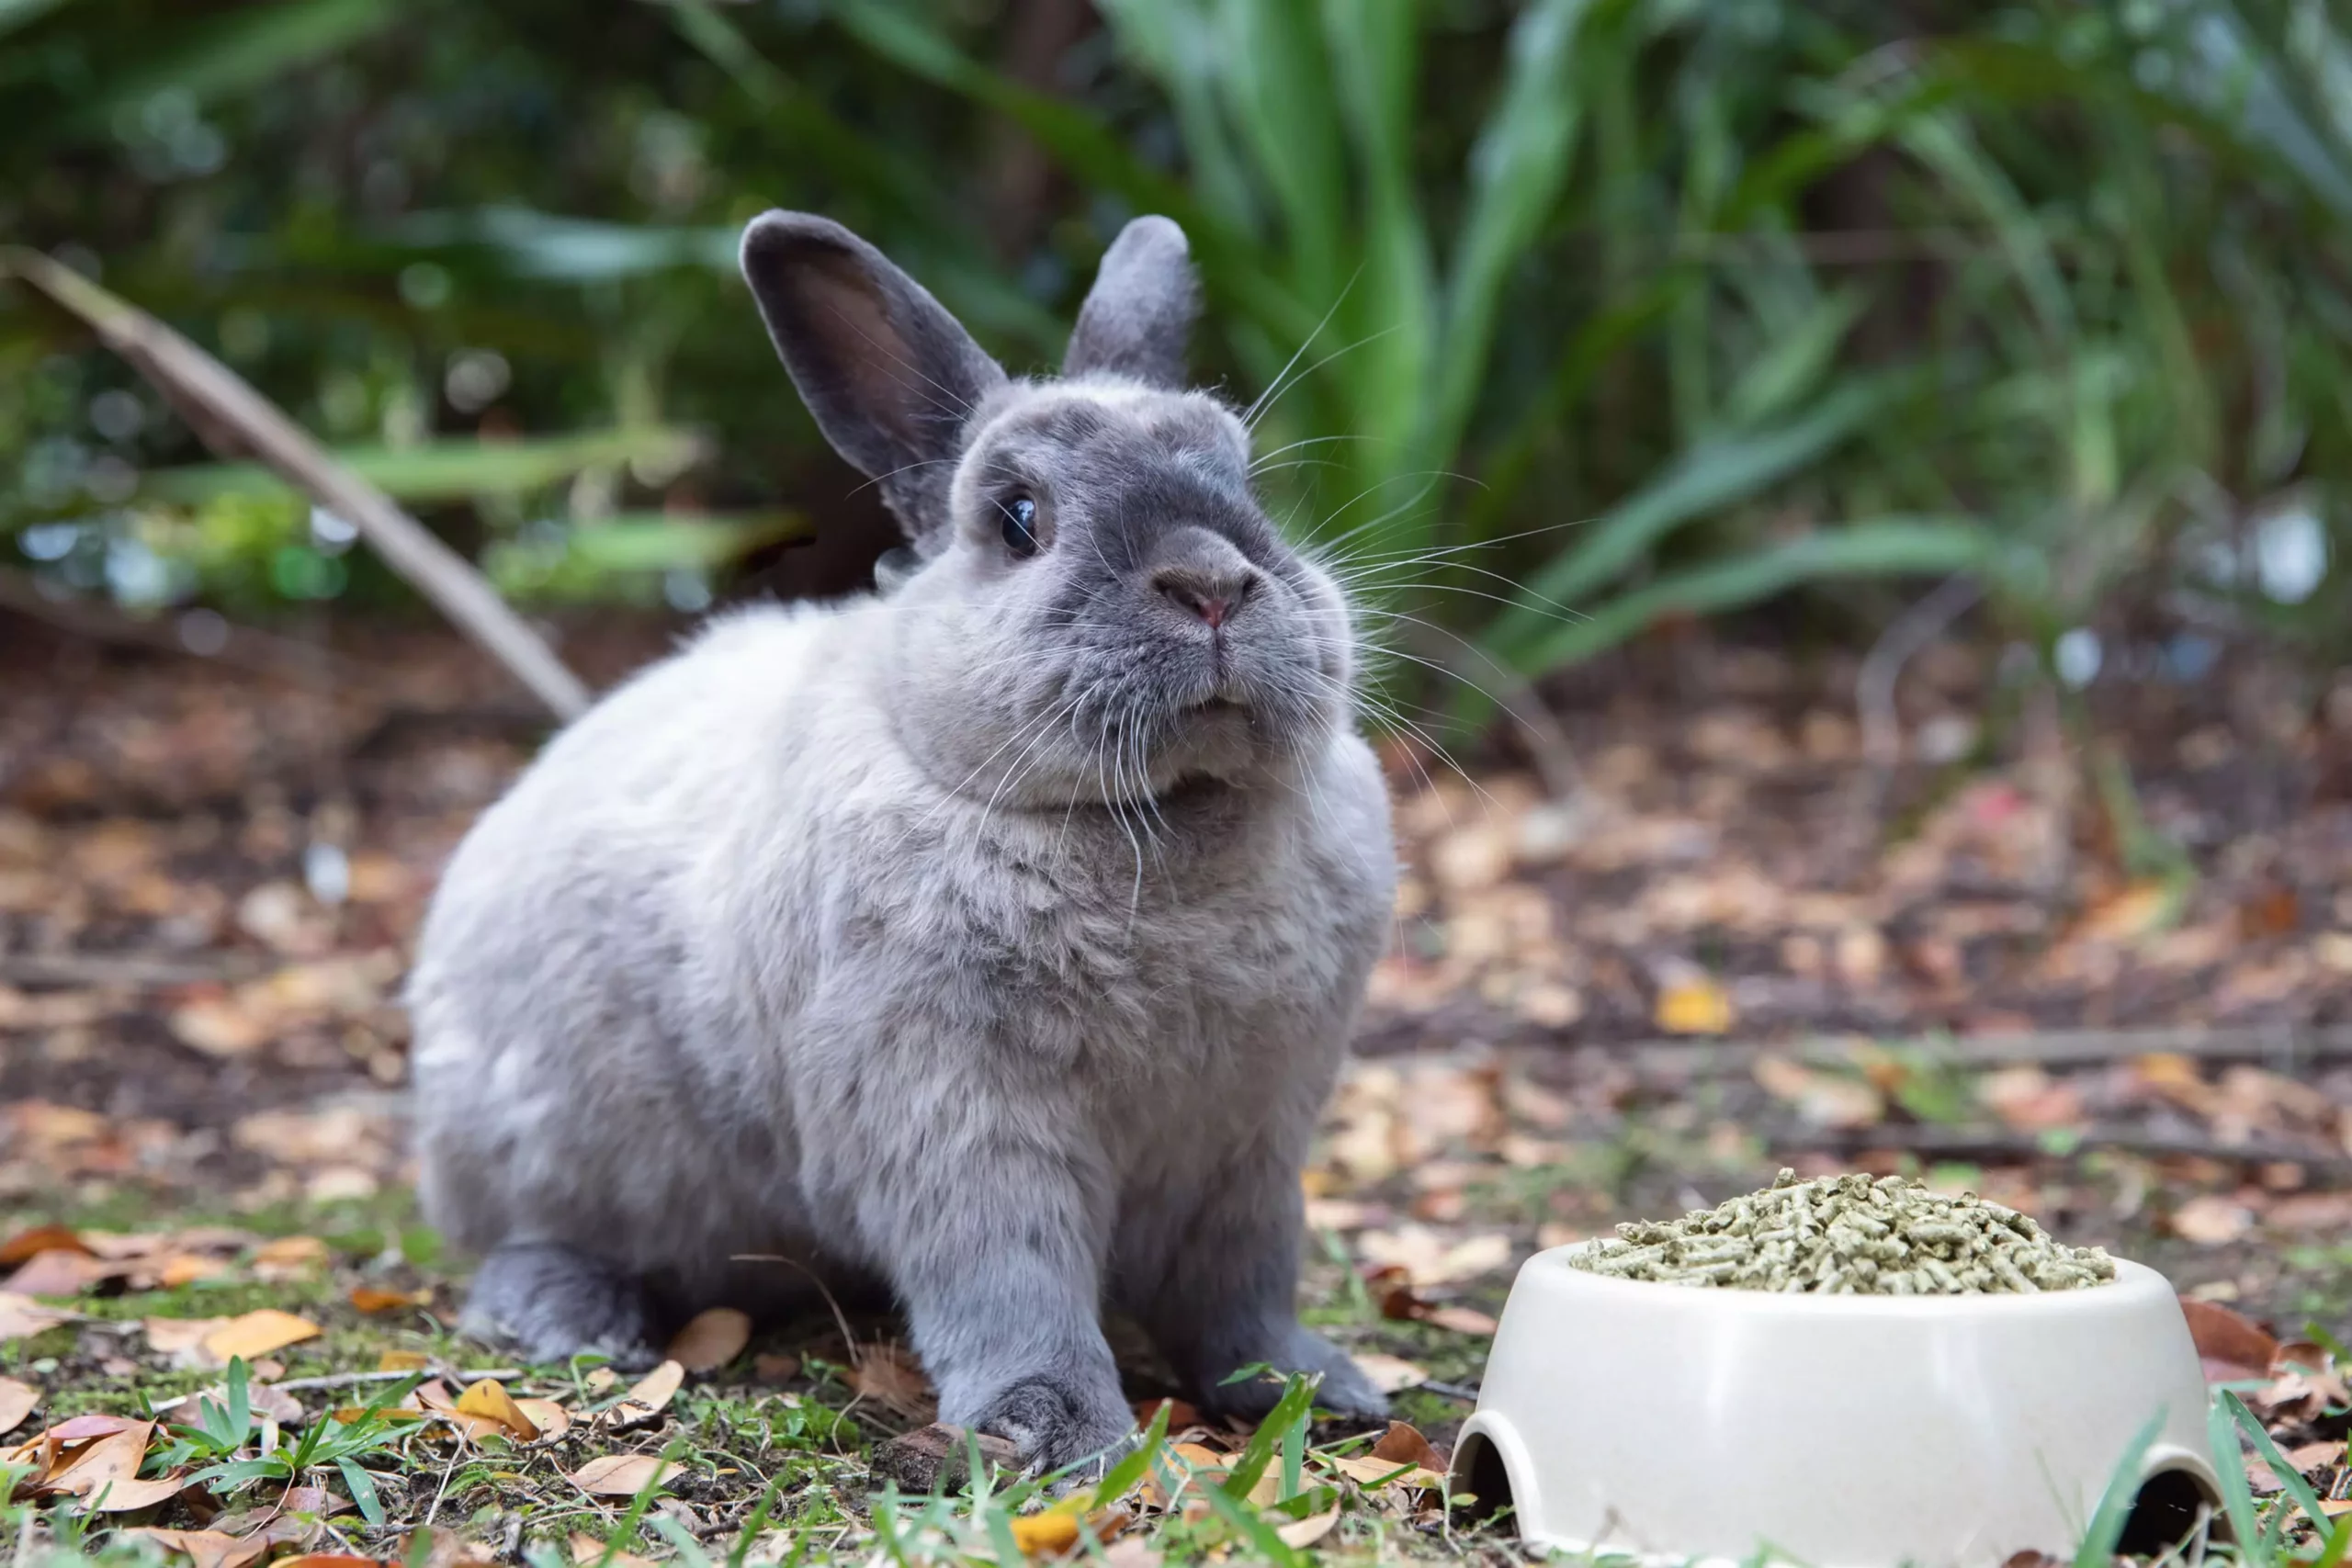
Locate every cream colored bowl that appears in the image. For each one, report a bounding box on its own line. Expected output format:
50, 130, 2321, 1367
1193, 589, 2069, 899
1448, 1245, 2220, 1566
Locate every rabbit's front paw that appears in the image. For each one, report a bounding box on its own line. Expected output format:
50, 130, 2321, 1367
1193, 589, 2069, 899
460, 1242, 660, 1369
971, 1374, 1136, 1481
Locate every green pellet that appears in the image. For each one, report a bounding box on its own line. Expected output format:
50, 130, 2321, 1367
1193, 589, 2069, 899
1567, 1169, 2116, 1295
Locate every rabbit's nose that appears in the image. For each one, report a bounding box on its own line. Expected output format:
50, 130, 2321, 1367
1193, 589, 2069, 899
1154, 564, 1254, 629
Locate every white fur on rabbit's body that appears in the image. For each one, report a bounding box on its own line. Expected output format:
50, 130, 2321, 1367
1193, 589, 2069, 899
407, 210, 1397, 1474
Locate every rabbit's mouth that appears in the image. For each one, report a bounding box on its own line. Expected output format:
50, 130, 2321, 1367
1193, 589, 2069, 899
1183, 695, 1245, 716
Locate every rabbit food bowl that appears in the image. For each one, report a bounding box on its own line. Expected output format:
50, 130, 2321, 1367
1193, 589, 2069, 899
1448, 1190, 2222, 1567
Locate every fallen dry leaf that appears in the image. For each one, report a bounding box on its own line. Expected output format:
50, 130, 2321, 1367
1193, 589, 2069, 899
1355, 1226, 1510, 1288
1276, 1506, 1341, 1548
40, 1417, 185, 1509
415, 1381, 512, 1443
1330, 1452, 1445, 1490
607, 1358, 684, 1425
145, 1316, 232, 1359
349, 1286, 432, 1314
0, 1376, 37, 1435
123, 1529, 273, 1568
513, 1397, 571, 1442
0, 1225, 90, 1266
271, 1557, 383, 1568
666, 1306, 752, 1372
0, 1292, 71, 1341
3, 1248, 117, 1297
202, 1309, 322, 1363
845, 1343, 935, 1422
753, 1351, 800, 1383
1655, 976, 1733, 1035
1350, 1352, 1429, 1395
45, 1413, 142, 1442
1418, 1304, 1499, 1336
568, 1453, 677, 1496
570, 1533, 656, 1568
1369, 1421, 1445, 1474
1010, 1510, 1082, 1555
2179, 1298, 2280, 1374
2170, 1194, 2255, 1246
378, 1349, 430, 1371
250, 1235, 329, 1278
454, 1379, 539, 1441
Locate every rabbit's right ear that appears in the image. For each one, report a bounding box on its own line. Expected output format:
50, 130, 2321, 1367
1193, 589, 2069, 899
741, 212, 1007, 551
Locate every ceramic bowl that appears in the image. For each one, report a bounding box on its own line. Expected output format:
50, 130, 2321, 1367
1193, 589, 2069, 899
1447, 1244, 2220, 1566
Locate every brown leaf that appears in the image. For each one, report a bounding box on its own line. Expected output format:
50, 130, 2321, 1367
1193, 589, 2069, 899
250, 1235, 329, 1279
2169, 1195, 2254, 1246
272, 1557, 385, 1568
1369, 1421, 1443, 1473
454, 1379, 539, 1441
122, 1528, 273, 1568
570, 1533, 656, 1568
201, 1309, 321, 1362
568, 1454, 678, 1496
4, 1249, 118, 1297
666, 1307, 752, 1372
349, 1286, 432, 1314
1349, 1352, 1428, 1395
607, 1359, 684, 1425
145, 1315, 232, 1362
752, 1352, 800, 1383
39, 1418, 155, 1502
1010, 1510, 1082, 1555
2178, 1298, 2280, 1372
1330, 1452, 1444, 1489
1276, 1506, 1340, 1548
0, 1292, 71, 1341
0, 1225, 90, 1266
414, 1381, 510, 1443
1131, 1398, 1201, 1430
0, 1376, 37, 1436
512, 1397, 570, 1443
1418, 1304, 1499, 1336
846, 1343, 935, 1422
377, 1350, 430, 1371
47, 1413, 142, 1442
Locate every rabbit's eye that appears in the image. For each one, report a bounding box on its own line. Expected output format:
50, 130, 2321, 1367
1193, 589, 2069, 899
1000, 495, 1040, 558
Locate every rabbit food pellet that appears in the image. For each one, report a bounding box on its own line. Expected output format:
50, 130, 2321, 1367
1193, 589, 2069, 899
1566, 1169, 2117, 1294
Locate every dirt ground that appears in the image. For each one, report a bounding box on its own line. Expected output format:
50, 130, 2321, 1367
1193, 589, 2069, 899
2, 605, 2350, 1562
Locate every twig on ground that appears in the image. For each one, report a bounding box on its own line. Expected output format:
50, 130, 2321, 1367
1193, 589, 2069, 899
1778, 1122, 2352, 1178
0, 244, 592, 722
0, 952, 272, 987
1598, 1022, 2352, 1076
1849, 572, 1983, 852
267, 1367, 522, 1393
1395, 621, 1584, 803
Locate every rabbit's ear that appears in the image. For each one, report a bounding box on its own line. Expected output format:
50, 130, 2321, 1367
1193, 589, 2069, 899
1063, 216, 1197, 389
741, 211, 1006, 549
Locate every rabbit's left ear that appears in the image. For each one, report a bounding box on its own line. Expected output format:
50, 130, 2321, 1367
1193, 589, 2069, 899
1063, 216, 1197, 389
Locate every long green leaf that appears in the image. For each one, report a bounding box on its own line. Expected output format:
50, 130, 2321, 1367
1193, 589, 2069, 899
143, 428, 708, 505
1220, 1374, 1319, 1502
55, 0, 398, 141
1486, 381, 1886, 658
1431, 0, 1603, 465
1505, 518, 1999, 675
2226, 1389, 2329, 1533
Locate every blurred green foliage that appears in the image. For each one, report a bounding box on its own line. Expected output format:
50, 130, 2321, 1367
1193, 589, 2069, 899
2, 0, 2346, 691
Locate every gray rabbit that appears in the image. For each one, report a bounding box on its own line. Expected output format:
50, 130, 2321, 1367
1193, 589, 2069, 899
405, 211, 1396, 1474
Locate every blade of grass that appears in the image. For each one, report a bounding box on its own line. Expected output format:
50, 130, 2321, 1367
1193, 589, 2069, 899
1222, 1374, 1318, 1501
2073, 1407, 2166, 1568
2226, 1389, 2329, 1533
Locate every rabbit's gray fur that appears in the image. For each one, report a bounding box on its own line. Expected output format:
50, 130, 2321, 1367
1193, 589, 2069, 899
406, 211, 1396, 1475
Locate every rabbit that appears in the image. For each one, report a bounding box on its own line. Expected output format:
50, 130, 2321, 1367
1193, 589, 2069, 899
404, 209, 1397, 1476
